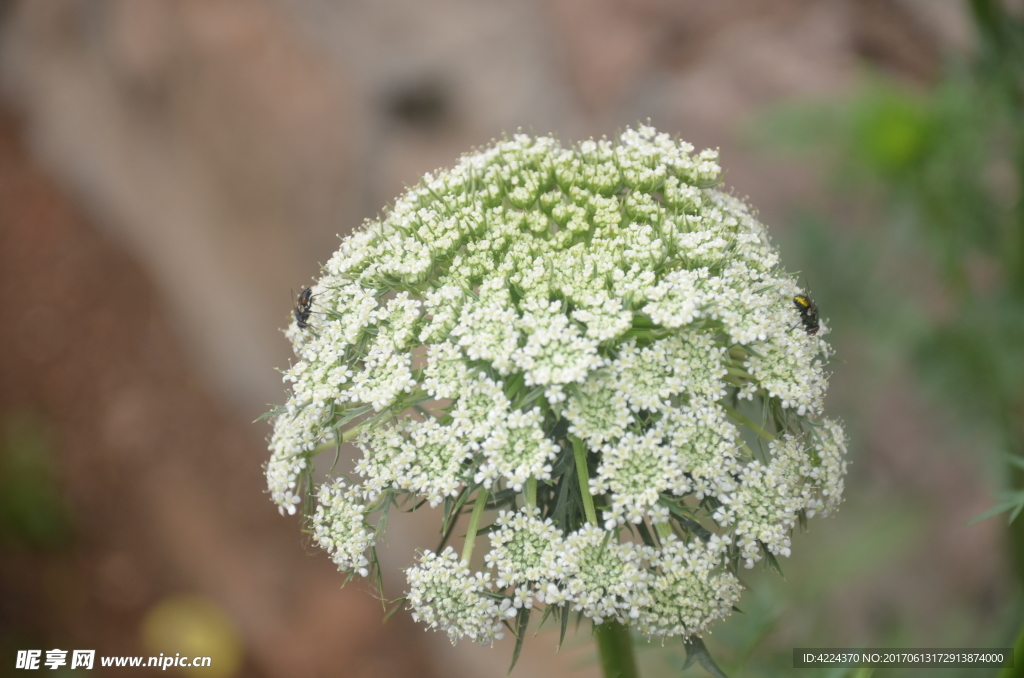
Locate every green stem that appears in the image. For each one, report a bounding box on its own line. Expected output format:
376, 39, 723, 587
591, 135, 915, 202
461, 488, 489, 563
737, 439, 757, 461
575, 438, 638, 678
341, 421, 369, 444
526, 477, 537, 508
567, 438, 638, 678
722, 403, 775, 442
595, 621, 640, 678
728, 347, 749, 362
572, 437, 599, 526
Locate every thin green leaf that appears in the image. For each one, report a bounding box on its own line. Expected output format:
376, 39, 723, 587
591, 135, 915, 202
968, 491, 1024, 525
762, 548, 785, 578
550, 443, 576, 476
677, 515, 707, 537
552, 465, 574, 531
383, 597, 407, 623
683, 636, 729, 678
507, 608, 531, 675
1010, 499, 1024, 524
332, 404, 372, 429
403, 498, 428, 513
534, 604, 556, 634
517, 386, 547, 409
966, 501, 1015, 528
486, 487, 520, 509
253, 404, 287, 423
442, 485, 473, 535
475, 523, 502, 536
636, 520, 658, 548
372, 546, 386, 608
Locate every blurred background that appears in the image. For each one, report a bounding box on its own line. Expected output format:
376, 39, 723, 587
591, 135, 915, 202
0, 1, 1021, 676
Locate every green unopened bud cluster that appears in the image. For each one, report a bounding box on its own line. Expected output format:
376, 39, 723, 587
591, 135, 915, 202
266, 125, 847, 646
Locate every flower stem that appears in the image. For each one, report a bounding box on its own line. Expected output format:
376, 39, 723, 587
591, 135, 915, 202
722, 404, 775, 442
595, 621, 640, 678
525, 477, 537, 508
572, 437, 599, 526
461, 488, 489, 563
570, 440, 637, 677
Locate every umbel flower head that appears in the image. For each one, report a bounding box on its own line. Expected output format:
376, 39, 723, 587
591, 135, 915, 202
265, 125, 847, 649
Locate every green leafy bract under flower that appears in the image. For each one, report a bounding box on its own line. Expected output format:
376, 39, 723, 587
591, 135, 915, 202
265, 125, 847, 648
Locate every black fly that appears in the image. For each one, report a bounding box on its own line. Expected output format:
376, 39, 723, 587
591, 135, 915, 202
793, 293, 819, 335
294, 287, 314, 329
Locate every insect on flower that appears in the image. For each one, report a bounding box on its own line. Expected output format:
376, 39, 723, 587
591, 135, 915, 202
793, 293, 820, 335
294, 287, 314, 329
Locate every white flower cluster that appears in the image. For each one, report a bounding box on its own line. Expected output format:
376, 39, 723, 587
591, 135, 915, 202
407, 548, 508, 644
266, 126, 847, 648
486, 507, 562, 589
544, 524, 654, 624
311, 480, 375, 577
636, 534, 742, 637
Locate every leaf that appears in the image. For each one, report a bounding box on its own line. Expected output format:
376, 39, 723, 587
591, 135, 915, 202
1011, 499, 1024, 524
552, 464, 574, 531
486, 487, 520, 509
559, 604, 570, 650
683, 636, 729, 678
968, 490, 1024, 525
504, 371, 526, 401
332, 404, 372, 430
373, 500, 392, 539
383, 597, 407, 623
403, 498, 428, 513
437, 486, 478, 553
1008, 455, 1024, 471
664, 508, 713, 541
372, 546, 386, 607
442, 485, 474, 535
968, 503, 1014, 526
327, 441, 343, 476
507, 608, 531, 675
253, 404, 287, 423
636, 520, 658, 548
475, 523, 502, 536
534, 604, 556, 633
550, 443, 576, 476
762, 548, 785, 578
441, 495, 454, 529
517, 386, 546, 410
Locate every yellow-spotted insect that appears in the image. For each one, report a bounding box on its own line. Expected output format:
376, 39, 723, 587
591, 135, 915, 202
793, 293, 820, 335
294, 287, 314, 329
